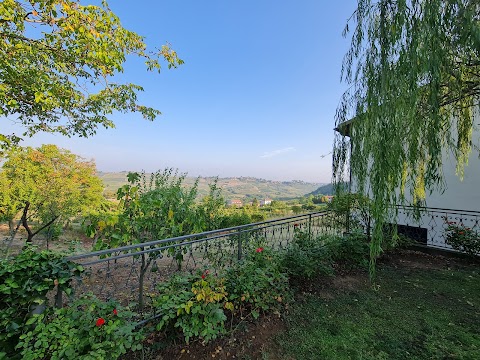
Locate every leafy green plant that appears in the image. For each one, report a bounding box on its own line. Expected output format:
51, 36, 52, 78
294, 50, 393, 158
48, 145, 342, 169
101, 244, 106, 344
1, 144, 105, 244
0, 246, 83, 358
16, 295, 143, 360
41, 222, 64, 242
87, 169, 225, 309
279, 229, 334, 281
225, 247, 292, 319
327, 193, 373, 237
325, 233, 370, 271
445, 221, 480, 256
217, 210, 254, 229
153, 270, 233, 344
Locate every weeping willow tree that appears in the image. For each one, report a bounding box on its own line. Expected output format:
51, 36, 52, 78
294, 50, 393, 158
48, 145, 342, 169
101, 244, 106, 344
333, 0, 479, 274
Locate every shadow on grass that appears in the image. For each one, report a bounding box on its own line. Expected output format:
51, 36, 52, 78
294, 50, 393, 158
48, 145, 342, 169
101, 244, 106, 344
274, 257, 480, 360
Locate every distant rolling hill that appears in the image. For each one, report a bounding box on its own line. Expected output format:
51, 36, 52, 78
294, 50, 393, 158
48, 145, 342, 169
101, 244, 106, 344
306, 182, 349, 196
97, 172, 323, 201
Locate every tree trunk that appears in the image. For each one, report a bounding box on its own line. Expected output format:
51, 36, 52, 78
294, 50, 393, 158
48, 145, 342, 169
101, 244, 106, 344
8, 219, 14, 236
21, 202, 58, 244
139, 253, 145, 311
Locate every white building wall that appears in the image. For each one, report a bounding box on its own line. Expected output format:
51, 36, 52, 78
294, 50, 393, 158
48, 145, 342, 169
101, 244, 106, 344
348, 111, 480, 249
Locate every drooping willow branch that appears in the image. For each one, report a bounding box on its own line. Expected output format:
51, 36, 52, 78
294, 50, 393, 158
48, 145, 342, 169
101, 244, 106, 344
333, 0, 480, 277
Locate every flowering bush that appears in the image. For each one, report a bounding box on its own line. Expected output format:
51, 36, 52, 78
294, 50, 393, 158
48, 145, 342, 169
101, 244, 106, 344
445, 222, 480, 256
16, 294, 143, 360
153, 270, 233, 343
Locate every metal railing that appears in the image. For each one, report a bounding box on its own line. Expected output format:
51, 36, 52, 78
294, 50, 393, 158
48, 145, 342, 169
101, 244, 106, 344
61, 211, 341, 316
58, 205, 479, 318
393, 205, 480, 250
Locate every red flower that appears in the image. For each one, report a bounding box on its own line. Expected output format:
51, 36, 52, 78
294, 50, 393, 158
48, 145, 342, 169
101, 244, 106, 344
256, 247, 264, 253
96, 318, 105, 327
294, 223, 299, 227
113, 309, 118, 316
201, 274, 206, 279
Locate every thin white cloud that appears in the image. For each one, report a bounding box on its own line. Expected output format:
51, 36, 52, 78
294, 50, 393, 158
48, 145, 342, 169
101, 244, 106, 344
260, 147, 296, 159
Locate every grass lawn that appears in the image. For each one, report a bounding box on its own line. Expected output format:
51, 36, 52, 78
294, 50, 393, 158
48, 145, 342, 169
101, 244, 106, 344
274, 253, 480, 360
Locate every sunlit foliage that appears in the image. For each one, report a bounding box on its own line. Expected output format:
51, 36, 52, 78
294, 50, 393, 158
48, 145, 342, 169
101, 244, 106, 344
0, 1, 183, 148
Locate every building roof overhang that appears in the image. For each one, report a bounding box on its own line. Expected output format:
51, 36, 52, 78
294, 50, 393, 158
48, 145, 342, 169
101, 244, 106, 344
333, 117, 354, 137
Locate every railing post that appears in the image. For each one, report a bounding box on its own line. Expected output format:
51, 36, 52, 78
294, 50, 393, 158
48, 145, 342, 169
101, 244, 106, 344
308, 213, 312, 240
55, 287, 63, 308
346, 207, 350, 234
237, 230, 243, 261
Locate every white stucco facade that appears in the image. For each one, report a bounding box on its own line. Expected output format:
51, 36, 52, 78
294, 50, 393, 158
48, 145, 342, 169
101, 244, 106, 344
339, 111, 480, 249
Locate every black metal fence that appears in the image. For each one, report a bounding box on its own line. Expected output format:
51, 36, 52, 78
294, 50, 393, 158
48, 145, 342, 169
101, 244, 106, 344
62, 211, 340, 317
57, 205, 479, 320
393, 205, 480, 250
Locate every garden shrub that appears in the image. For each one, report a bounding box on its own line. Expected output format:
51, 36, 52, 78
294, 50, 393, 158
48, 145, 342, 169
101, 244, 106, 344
153, 271, 233, 343
250, 213, 266, 222
327, 193, 373, 235
279, 228, 334, 281
445, 222, 480, 256
16, 295, 143, 360
280, 243, 334, 280
0, 247, 83, 358
325, 233, 370, 270
218, 211, 253, 228
225, 247, 292, 319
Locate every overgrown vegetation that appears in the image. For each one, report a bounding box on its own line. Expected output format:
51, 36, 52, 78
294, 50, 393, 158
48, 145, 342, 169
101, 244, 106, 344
0, 220, 374, 358
153, 271, 232, 344
145, 230, 370, 347
279, 229, 335, 281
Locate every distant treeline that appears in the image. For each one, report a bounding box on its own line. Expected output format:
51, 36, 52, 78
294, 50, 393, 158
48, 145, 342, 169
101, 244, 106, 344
306, 182, 350, 197
98, 172, 323, 202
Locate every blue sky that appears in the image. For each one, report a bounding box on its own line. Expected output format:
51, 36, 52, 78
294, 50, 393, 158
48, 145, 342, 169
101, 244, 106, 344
8, 0, 358, 183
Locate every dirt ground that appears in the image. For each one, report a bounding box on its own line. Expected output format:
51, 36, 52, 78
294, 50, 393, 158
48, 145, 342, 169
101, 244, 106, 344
0, 223, 93, 255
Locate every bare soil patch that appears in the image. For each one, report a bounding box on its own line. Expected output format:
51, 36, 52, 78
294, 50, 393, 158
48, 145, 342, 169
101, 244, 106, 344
147, 315, 288, 360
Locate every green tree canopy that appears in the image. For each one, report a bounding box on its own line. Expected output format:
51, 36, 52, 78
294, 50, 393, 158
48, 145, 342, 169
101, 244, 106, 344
333, 0, 479, 272
89, 169, 210, 250
0, 0, 183, 148
0, 144, 104, 242
86, 169, 226, 309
